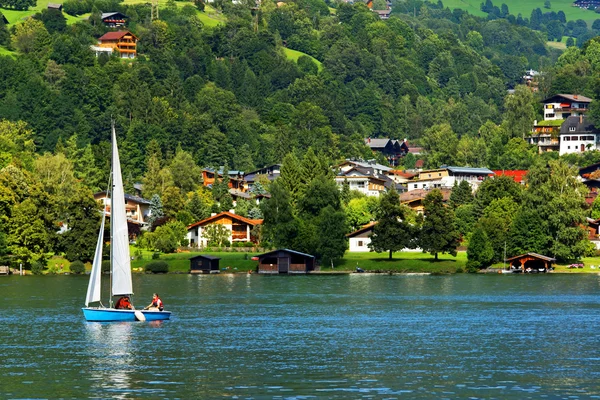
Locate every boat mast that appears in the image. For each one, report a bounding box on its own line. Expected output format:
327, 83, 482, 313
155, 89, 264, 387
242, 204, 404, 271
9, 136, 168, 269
109, 121, 115, 308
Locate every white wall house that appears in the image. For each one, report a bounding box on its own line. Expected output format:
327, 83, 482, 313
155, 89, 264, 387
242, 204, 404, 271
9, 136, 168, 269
559, 116, 600, 156
542, 94, 591, 121
347, 223, 376, 252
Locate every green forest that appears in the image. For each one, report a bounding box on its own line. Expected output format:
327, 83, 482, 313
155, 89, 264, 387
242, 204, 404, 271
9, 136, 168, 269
3, 0, 600, 271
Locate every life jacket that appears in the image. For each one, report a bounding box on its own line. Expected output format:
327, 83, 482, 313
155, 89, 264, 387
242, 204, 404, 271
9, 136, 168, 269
153, 297, 163, 308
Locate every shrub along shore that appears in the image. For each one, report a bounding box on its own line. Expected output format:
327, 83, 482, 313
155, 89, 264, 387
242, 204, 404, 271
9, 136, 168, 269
30, 249, 600, 275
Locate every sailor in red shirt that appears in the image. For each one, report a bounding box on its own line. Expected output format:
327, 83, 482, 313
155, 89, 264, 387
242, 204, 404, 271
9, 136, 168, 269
114, 295, 133, 309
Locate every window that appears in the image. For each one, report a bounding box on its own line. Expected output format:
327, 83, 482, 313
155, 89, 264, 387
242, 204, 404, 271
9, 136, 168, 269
569, 126, 576, 132
571, 136, 578, 140
358, 240, 364, 247
564, 137, 570, 141
357, 181, 365, 189
438, 173, 442, 177
414, 184, 418, 189
546, 113, 555, 118
568, 146, 571, 150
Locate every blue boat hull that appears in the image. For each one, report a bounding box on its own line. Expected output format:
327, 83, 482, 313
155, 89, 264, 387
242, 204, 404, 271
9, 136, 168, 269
82, 307, 171, 322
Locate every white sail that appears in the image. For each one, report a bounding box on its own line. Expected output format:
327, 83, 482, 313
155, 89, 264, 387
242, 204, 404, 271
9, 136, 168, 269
85, 210, 106, 306
110, 125, 133, 296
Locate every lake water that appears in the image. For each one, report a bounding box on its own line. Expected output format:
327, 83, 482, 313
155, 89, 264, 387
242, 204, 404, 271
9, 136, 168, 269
2, 274, 600, 399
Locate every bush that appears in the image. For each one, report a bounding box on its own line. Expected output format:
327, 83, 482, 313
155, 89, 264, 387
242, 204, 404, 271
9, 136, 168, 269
145, 261, 169, 274
152, 252, 161, 260
31, 261, 45, 275
70, 260, 85, 274
102, 260, 110, 273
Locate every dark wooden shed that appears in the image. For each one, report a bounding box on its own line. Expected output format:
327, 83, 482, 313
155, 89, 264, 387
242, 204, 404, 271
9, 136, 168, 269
506, 253, 556, 273
256, 249, 315, 274
190, 255, 220, 274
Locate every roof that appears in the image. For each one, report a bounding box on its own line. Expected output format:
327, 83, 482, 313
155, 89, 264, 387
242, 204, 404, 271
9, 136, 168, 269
94, 191, 151, 205
492, 170, 528, 183
256, 248, 315, 259
0, 13, 7, 25
101, 12, 128, 19
542, 94, 592, 103
47, 3, 62, 9
559, 115, 600, 134
98, 30, 137, 41
445, 166, 495, 175
399, 188, 452, 203
339, 159, 392, 172
505, 252, 556, 262
389, 170, 418, 179
229, 189, 252, 199
187, 211, 263, 230
346, 222, 377, 238
365, 138, 393, 148
189, 254, 221, 260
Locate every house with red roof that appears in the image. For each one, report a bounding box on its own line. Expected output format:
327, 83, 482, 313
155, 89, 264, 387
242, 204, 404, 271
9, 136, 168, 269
186, 211, 262, 248
93, 30, 137, 59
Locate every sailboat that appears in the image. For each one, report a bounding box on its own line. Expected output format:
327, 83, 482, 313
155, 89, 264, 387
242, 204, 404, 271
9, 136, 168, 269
82, 124, 171, 322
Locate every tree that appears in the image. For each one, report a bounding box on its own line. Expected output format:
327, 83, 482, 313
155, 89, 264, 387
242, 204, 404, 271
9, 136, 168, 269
473, 175, 522, 217
449, 180, 473, 208
11, 18, 51, 56
466, 226, 494, 272
203, 224, 231, 247
502, 86, 537, 139
260, 179, 298, 249
419, 189, 460, 260
147, 194, 164, 226
8, 198, 50, 268
369, 188, 415, 259
59, 188, 101, 262
422, 123, 459, 168
0, 120, 36, 170
144, 220, 187, 252
316, 206, 348, 266
170, 145, 201, 195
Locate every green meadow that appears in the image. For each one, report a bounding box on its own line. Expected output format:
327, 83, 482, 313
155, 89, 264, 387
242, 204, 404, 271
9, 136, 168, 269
282, 47, 323, 71
439, 0, 598, 24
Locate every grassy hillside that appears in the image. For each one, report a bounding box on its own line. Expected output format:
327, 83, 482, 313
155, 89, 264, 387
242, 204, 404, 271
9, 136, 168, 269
283, 47, 323, 71
440, 0, 598, 24
1, 0, 86, 24
1, 0, 222, 26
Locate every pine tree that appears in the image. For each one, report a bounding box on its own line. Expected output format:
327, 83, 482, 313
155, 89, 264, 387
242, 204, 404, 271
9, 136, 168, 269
147, 194, 164, 226
369, 187, 415, 260
419, 189, 461, 260
466, 226, 494, 272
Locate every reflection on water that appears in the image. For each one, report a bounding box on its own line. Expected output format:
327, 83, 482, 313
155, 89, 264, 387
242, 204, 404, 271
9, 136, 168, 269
85, 322, 134, 398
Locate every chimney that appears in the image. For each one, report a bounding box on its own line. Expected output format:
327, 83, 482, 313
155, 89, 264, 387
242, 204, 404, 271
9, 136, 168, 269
580, 114, 583, 124
229, 209, 235, 214
211, 213, 217, 217
574, 95, 578, 99
368, 137, 371, 143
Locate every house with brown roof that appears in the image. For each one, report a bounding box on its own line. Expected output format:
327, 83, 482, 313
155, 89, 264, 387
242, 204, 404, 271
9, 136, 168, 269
94, 191, 152, 225
101, 12, 128, 27
186, 211, 262, 248
94, 30, 137, 58
400, 188, 452, 214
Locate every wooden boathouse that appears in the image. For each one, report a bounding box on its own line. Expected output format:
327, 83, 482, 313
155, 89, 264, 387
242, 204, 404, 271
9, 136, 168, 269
506, 253, 556, 272
189, 255, 220, 274
256, 249, 315, 274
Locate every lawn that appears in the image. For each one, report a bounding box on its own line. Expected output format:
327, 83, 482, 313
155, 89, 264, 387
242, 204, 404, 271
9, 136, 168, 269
38, 247, 600, 275
282, 47, 323, 72
440, 0, 598, 24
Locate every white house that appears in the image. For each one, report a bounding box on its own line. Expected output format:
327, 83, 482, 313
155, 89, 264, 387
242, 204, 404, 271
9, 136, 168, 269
559, 115, 600, 155
408, 167, 493, 192
542, 94, 591, 121
335, 167, 388, 197
347, 222, 376, 252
